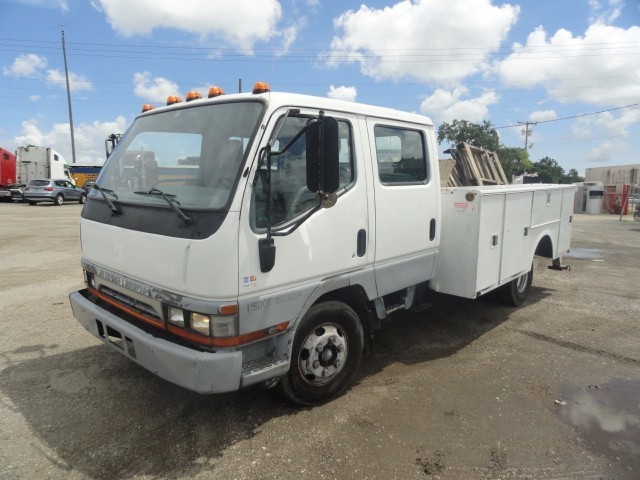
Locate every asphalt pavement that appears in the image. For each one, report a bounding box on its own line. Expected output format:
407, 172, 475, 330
0, 202, 638, 479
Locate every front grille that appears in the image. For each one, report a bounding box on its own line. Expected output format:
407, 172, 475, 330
99, 286, 161, 322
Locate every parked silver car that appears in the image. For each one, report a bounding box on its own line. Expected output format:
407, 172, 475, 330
23, 179, 87, 205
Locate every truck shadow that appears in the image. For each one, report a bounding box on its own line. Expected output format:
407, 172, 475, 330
361, 285, 553, 372
0, 287, 552, 479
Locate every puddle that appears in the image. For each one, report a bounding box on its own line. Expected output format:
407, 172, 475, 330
565, 248, 605, 260
557, 379, 640, 473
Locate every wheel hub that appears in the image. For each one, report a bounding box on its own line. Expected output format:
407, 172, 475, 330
298, 324, 347, 386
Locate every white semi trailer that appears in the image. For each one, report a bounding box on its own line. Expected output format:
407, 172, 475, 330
11, 146, 73, 199
69, 83, 575, 405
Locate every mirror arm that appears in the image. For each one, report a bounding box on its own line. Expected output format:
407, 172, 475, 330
271, 203, 321, 237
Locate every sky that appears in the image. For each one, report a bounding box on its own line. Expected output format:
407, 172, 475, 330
0, 0, 638, 176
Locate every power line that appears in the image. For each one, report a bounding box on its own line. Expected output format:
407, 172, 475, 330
496, 103, 640, 129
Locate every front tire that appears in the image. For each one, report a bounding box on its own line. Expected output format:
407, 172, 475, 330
279, 300, 364, 406
55, 194, 64, 206
497, 265, 533, 306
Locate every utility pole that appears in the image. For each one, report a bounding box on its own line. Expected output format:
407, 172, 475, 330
518, 120, 536, 155
62, 30, 76, 164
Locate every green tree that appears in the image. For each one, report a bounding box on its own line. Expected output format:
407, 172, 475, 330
532, 157, 565, 183
437, 119, 500, 152
496, 146, 532, 181
563, 168, 584, 184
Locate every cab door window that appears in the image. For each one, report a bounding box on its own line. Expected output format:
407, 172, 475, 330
253, 115, 354, 229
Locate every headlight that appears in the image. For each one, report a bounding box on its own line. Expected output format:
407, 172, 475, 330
168, 307, 185, 327
190, 312, 210, 335
190, 313, 238, 337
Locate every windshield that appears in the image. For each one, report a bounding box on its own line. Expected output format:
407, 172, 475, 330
94, 101, 264, 210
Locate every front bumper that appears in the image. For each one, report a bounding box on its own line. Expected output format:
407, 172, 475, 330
69, 289, 243, 393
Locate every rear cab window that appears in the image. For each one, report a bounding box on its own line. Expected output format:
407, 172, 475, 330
373, 125, 428, 185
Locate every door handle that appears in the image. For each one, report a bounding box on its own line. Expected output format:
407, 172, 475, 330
429, 218, 436, 241
357, 229, 366, 257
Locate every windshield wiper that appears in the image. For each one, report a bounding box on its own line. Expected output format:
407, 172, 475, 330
93, 185, 121, 216
134, 188, 192, 225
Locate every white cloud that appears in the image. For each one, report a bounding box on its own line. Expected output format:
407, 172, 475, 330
2, 54, 47, 77
529, 110, 557, 122
420, 87, 499, 123
95, 0, 283, 49
326, 0, 519, 83
571, 107, 640, 163
13, 116, 128, 164
46, 69, 93, 92
588, 0, 624, 24
327, 85, 357, 102
133, 71, 180, 103
498, 23, 640, 105
29, 95, 41, 102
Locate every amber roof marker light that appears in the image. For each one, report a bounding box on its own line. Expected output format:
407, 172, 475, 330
208, 86, 225, 98
166, 95, 182, 106
186, 91, 202, 102
141, 104, 155, 113
252, 82, 270, 94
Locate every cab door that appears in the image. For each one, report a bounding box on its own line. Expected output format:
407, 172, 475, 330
237, 108, 370, 306
365, 118, 440, 297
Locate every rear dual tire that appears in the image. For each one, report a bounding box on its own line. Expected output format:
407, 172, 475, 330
497, 265, 533, 306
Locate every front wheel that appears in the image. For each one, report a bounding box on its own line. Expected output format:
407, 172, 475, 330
79, 193, 87, 204
279, 300, 364, 406
497, 265, 533, 306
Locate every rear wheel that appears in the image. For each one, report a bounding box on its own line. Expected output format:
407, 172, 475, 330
497, 265, 533, 306
55, 194, 64, 206
279, 300, 364, 406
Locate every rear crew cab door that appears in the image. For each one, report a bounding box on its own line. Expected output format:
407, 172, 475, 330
365, 117, 440, 297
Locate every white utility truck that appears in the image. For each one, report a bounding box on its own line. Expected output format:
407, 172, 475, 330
69, 83, 575, 405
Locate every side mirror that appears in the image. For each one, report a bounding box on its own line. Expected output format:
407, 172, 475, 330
306, 116, 340, 195
258, 238, 276, 273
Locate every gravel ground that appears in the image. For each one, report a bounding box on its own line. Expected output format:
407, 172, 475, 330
0, 202, 638, 480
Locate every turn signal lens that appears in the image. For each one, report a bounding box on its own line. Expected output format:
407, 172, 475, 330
252, 81, 270, 94
210, 315, 238, 337
208, 86, 225, 98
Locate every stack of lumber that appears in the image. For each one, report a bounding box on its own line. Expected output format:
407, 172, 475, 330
442, 142, 508, 187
